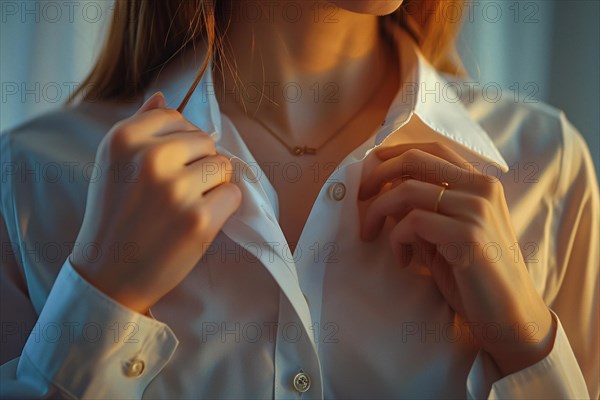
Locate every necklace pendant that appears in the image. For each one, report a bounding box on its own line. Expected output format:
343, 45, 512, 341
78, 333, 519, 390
292, 146, 317, 156
293, 146, 304, 155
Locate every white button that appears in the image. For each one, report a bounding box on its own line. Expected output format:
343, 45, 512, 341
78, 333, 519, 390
293, 371, 311, 393
123, 358, 145, 377
328, 182, 346, 201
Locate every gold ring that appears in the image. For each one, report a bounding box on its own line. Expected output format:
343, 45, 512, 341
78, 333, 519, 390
434, 182, 449, 213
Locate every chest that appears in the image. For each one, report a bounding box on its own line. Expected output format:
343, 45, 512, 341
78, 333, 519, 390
260, 153, 347, 253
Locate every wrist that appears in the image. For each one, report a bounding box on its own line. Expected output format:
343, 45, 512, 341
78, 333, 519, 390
488, 310, 557, 377
69, 253, 152, 315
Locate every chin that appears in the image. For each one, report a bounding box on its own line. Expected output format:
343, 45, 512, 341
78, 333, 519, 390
328, 0, 404, 16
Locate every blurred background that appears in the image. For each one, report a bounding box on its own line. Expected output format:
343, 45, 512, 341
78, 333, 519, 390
1, 0, 598, 177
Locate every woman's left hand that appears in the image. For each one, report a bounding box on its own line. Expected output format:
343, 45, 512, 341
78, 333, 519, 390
358, 142, 555, 377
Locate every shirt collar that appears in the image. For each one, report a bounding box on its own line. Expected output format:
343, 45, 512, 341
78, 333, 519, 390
376, 20, 509, 172
144, 47, 223, 140
144, 20, 509, 173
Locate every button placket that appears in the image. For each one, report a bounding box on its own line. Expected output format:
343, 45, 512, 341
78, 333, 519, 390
260, 204, 278, 225
303, 293, 310, 307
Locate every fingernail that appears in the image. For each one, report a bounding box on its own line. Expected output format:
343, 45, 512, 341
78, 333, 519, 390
155, 91, 166, 108
143, 91, 165, 106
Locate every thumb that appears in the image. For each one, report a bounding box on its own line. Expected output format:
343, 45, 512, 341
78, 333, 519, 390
136, 91, 166, 115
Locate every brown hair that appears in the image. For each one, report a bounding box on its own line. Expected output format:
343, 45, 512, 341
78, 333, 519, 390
68, 0, 465, 110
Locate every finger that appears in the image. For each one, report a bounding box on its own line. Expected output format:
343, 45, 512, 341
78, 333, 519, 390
110, 110, 204, 153
170, 154, 234, 207
197, 182, 243, 237
127, 108, 201, 138
390, 220, 465, 314
390, 209, 475, 270
361, 179, 443, 242
375, 142, 469, 166
390, 208, 456, 245
413, 237, 439, 267
137, 132, 218, 177
154, 131, 217, 166
389, 212, 440, 269
186, 154, 235, 196
359, 148, 469, 200
391, 239, 437, 269
363, 178, 483, 241
135, 91, 167, 115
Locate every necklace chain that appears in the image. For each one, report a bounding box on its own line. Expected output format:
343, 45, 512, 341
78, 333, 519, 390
231, 39, 396, 156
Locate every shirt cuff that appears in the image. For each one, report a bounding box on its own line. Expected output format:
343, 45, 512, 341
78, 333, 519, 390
19, 257, 179, 399
466, 310, 590, 399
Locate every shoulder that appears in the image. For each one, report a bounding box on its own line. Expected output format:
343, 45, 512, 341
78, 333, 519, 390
443, 75, 598, 301
446, 73, 597, 200
2, 100, 138, 166
0, 99, 139, 256
1, 99, 138, 209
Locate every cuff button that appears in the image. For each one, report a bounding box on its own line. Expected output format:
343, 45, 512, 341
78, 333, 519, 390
123, 357, 145, 378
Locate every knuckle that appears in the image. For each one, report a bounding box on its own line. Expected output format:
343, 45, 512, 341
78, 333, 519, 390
402, 178, 420, 191
406, 208, 422, 225
106, 123, 136, 154
144, 145, 164, 164
186, 207, 210, 235
474, 169, 501, 187
223, 182, 242, 207
479, 179, 503, 198
197, 130, 213, 139
215, 154, 232, 167
215, 155, 233, 178
148, 107, 180, 119
140, 162, 160, 181
464, 226, 484, 244
468, 198, 488, 216
402, 148, 425, 164
492, 179, 505, 195
110, 119, 128, 136
431, 141, 446, 151
139, 146, 164, 180
370, 163, 385, 181
162, 108, 183, 120
163, 180, 184, 206
198, 134, 217, 153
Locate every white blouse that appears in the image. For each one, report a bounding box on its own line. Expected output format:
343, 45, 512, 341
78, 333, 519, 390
0, 24, 597, 399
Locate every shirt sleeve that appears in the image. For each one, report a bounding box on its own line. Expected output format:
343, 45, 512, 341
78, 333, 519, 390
466, 114, 599, 399
0, 251, 179, 399
466, 310, 590, 399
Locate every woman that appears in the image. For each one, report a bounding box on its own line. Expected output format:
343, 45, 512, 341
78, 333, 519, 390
0, 0, 597, 398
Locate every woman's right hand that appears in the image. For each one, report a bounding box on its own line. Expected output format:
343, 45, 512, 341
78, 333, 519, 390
69, 92, 242, 314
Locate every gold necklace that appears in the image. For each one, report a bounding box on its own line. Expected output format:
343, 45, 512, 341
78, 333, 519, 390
232, 44, 395, 156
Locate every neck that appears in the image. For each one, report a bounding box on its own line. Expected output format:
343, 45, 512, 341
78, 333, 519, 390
215, 1, 398, 146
